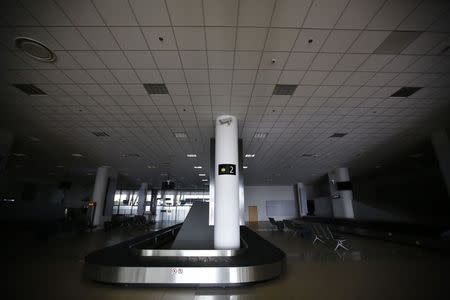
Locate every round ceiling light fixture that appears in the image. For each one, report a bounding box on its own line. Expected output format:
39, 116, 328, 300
15, 37, 56, 62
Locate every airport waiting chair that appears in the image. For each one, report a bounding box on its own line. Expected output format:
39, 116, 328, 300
315, 223, 349, 251
269, 217, 284, 231
283, 220, 306, 238
310, 223, 326, 245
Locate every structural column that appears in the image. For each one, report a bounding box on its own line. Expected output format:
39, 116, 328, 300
328, 167, 355, 219
431, 130, 450, 196
214, 115, 240, 249
137, 182, 148, 215
92, 166, 115, 227
296, 182, 308, 217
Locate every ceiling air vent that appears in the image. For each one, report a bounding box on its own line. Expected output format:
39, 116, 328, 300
91, 131, 109, 137
174, 132, 187, 138
254, 132, 268, 139
273, 84, 297, 95
144, 83, 169, 94
390, 87, 422, 98
13, 84, 46, 96
330, 133, 347, 138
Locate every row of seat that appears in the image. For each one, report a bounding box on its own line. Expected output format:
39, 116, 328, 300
269, 218, 350, 252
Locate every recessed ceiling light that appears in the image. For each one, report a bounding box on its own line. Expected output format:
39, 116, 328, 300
147, 165, 156, 169
15, 37, 56, 62
12, 153, 26, 157
198, 173, 206, 177
187, 154, 197, 158
71, 153, 83, 157
174, 132, 187, 138
254, 132, 268, 139
245, 154, 255, 158
194, 166, 202, 169
201, 179, 208, 182
243, 166, 248, 169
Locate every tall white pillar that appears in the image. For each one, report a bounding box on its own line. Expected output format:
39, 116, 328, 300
214, 115, 240, 249
297, 182, 308, 217
328, 167, 355, 219
137, 182, 148, 215
92, 166, 112, 227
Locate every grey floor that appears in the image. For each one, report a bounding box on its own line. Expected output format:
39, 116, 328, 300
4, 221, 450, 300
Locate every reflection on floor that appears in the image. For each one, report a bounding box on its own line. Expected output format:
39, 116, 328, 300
4, 221, 450, 300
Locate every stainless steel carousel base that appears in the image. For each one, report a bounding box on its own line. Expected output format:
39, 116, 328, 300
84, 225, 286, 287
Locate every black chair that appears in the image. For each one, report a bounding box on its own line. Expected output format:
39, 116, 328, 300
269, 217, 284, 231
310, 223, 349, 251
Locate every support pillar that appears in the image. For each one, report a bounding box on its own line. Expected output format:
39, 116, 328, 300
296, 182, 308, 217
137, 182, 148, 215
92, 166, 116, 227
328, 167, 355, 219
431, 130, 450, 196
214, 115, 240, 249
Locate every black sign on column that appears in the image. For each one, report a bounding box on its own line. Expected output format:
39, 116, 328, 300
218, 164, 236, 175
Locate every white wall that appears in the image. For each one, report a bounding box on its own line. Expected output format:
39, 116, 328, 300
244, 185, 297, 221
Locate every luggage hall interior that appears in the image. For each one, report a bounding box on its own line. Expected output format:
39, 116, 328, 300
1, 0, 450, 299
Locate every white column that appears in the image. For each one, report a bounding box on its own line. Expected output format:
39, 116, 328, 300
92, 166, 111, 227
137, 182, 148, 215
214, 115, 240, 249
328, 167, 355, 219
297, 182, 308, 217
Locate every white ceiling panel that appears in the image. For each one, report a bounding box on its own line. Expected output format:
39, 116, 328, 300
97, 51, 132, 69
92, 0, 138, 26
335, 0, 385, 29
236, 28, 268, 51
205, 27, 235, 51
303, 0, 349, 29
110, 27, 148, 50
321, 30, 360, 53
203, 0, 238, 26
79, 27, 120, 50
264, 29, 299, 51
349, 31, 391, 54
367, 0, 421, 30
56, 0, 104, 26
125, 51, 157, 69
21, 0, 71, 26
129, 0, 171, 26
166, 0, 204, 26
173, 27, 206, 50
238, 0, 275, 27
208, 51, 234, 69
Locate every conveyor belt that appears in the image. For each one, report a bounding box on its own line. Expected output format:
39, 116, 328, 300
84, 225, 285, 286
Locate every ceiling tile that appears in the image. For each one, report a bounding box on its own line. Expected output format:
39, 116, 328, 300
322, 71, 352, 85
398, 0, 450, 31
233, 70, 257, 85
92, 0, 138, 26
293, 29, 330, 52
285, 52, 316, 70
87, 70, 118, 84
40, 70, 73, 84
335, 0, 385, 29
166, 0, 204, 26
124, 51, 157, 69
232, 84, 253, 96
293, 85, 316, 96
189, 84, 210, 95
428, 9, 450, 32
166, 83, 189, 95
381, 55, 418, 72
142, 27, 177, 50
56, 0, 104, 26
70, 51, 106, 69
79, 27, 120, 50
321, 30, 360, 53
303, 0, 349, 29
271, 0, 312, 27
357, 54, 394, 72
205, 27, 235, 50
63, 70, 96, 84
278, 71, 305, 84
97, 51, 131, 69
47, 27, 91, 50
209, 70, 233, 84
129, 0, 171, 26
208, 51, 234, 69
238, 0, 275, 27
179, 51, 207, 69
349, 31, 391, 53
256, 70, 281, 84
301, 71, 328, 85
367, 0, 421, 30
111, 70, 140, 84
204, 0, 238, 26
334, 54, 369, 71
110, 27, 148, 50
21, 0, 71, 26
260, 52, 290, 70
404, 56, 442, 73
365, 73, 397, 86
1, 1, 38, 26
160, 70, 185, 83
264, 29, 299, 51
152, 51, 182, 69
236, 28, 268, 51
345, 72, 374, 86
234, 52, 261, 69
185, 70, 209, 83
173, 27, 206, 50
135, 69, 163, 83
402, 32, 448, 55
309, 53, 342, 71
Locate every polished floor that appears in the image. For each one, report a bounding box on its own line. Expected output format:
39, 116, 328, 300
4, 221, 450, 300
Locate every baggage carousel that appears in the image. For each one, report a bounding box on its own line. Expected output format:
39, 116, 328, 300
84, 203, 285, 287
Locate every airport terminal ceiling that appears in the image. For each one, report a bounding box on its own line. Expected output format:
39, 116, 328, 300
0, 0, 450, 188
